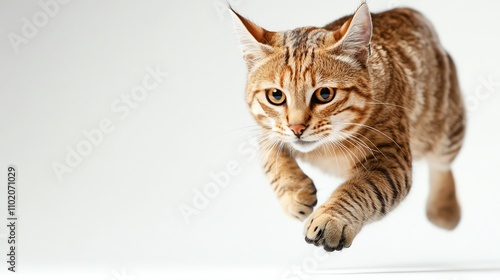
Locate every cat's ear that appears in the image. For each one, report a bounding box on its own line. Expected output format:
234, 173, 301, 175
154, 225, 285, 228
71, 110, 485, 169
229, 8, 275, 68
332, 3, 372, 61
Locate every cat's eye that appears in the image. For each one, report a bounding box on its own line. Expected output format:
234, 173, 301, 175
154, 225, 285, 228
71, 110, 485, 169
313, 87, 336, 104
266, 88, 286, 106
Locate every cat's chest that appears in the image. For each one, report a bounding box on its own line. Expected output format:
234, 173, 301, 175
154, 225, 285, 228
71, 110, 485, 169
297, 150, 353, 179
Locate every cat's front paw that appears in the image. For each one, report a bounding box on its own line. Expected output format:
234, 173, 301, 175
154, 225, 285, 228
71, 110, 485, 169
304, 206, 362, 251
277, 177, 317, 221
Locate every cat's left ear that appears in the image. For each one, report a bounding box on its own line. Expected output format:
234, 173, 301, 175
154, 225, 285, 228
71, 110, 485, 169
229, 8, 276, 69
332, 3, 372, 61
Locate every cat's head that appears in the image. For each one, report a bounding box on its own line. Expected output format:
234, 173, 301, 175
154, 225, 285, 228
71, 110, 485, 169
231, 4, 374, 153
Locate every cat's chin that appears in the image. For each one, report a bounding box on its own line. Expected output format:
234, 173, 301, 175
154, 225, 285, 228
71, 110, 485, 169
290, 139, 320, 153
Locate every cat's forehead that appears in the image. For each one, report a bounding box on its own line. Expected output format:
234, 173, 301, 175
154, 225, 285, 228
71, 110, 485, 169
280, 27, 333, 48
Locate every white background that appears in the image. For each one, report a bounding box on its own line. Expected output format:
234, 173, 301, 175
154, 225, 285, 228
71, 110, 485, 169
0, 0, 499, 279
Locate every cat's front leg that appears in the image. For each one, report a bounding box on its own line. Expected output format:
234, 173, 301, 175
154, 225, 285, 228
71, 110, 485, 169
304, 157, 411, 251
262, 147, 317, 221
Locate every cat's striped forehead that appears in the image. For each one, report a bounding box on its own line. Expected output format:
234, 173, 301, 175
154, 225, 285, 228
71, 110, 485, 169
278, 27, 335, 49
265, 28, 338, 95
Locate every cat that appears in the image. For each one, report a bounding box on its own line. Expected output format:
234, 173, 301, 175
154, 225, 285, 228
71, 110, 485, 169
230, 3, 465, 252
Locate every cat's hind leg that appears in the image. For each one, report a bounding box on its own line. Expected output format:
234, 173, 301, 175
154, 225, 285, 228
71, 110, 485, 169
426, 118, 465, 230
426, 166, 460, 230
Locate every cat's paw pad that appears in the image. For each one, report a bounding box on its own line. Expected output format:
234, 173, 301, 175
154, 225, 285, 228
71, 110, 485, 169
303, 207, 360, 251
278, 180, 317, 221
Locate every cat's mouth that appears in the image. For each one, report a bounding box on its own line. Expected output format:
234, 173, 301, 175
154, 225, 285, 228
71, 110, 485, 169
291, 139, 320, 152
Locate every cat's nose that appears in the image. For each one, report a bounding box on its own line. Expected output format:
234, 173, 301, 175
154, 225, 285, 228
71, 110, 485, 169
289, 124, 307, 137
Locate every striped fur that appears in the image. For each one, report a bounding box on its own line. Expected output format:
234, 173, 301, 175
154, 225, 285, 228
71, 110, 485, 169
231, 4, 465, 251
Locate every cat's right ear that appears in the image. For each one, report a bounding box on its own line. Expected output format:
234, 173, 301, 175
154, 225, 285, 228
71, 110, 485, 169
229, 8, 275, 69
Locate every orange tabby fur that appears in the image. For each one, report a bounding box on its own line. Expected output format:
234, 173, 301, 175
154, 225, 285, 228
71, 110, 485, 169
231, 3, 465, 251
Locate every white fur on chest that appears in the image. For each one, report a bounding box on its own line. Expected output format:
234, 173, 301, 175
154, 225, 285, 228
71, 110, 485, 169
297, 151, 353, 179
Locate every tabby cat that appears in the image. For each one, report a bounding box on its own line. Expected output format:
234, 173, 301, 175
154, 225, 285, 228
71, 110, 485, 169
230, 3, 465, 251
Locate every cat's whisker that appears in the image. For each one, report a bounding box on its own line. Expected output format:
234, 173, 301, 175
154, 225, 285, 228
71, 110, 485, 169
337, 130, 383, 163
349, 131, 388, 161
261, 137, 278, 158
337, 131, 370, 163
366, 97, 411, 112
332, 141, 355, 172
327, 144, 342, 173
327, 133, 367, 173
235, 133, 262, 146
256, 133, 276, 163
274, 140, 283, 172
259, 133, 283, 171
338, 122, 409, 159
223, 124, 262, 134
229, 127, 267, 148
223, 125, 264, 141
315, 132, 346, 171
341, 131, 377, 160
250, 135, 268, 154
319, 134, 342, 172
337, 139, 368, 172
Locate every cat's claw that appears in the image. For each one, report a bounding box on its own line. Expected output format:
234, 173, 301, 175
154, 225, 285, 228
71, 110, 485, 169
304, 206, 361, 251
